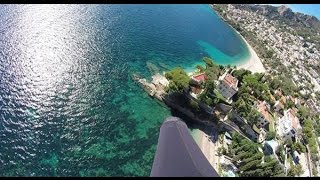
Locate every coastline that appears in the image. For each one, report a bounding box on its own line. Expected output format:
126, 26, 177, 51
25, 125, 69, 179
237, 34, 266, 74
210, 4, 266, 74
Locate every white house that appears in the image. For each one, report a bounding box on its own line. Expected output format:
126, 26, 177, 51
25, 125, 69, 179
276, 109, 302, 142
217, 72, 239, 100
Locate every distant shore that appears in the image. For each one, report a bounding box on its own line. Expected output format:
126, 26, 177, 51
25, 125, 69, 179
210, 4, 266, 74
237, 34, 266, 73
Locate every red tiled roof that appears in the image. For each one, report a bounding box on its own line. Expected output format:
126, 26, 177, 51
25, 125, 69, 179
288, 108, 300, 130
280, 96, 287, 104
223, 73, 238, 88
257, 101, 273, 123
192, 73, 206, 82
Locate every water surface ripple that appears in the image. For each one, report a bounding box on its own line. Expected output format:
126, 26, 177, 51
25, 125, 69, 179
0, 4, 249, 176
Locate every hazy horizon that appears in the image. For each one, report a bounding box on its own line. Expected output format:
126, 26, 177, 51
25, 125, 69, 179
267, 4, 320, 19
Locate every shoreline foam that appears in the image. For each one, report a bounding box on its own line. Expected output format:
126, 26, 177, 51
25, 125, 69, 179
236, 34, 266, 73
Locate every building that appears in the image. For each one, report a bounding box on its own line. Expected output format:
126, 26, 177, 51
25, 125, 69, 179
280, 95, 287, 105
191, 73, 206, 84
274, 100, 285, 112
190, 86, 203, 95
255, 101, 273, 129
252, 124, 267, 143
274, 88, 283, 97
223, 132, 232, 150
306, 99, 320, 114
276, 109, 302, 142
190, 73, 206, 98
217, 72, 239, 100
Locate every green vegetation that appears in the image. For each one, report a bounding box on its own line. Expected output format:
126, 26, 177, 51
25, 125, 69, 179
232, 69, 251, 84
297, 106, 310, 121
265, 131, 276, 141
229, 133, 285, 177
303, 119, 319, 162
196, 65, 205, 73
165, 67, 190, 93
197, 57, 226, 106
203, 57, 224, 81
292, 142, 306, 153
231, 71, 275, 126
288, 164, 303, 177
189, 99, 200, 112
266, 74, 298, 96
276, 145, 285, 164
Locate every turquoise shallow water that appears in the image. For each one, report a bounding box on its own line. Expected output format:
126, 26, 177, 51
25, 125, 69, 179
0, 4, 250, 176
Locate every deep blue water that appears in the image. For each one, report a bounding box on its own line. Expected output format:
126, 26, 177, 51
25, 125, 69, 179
0, 4, 250, 176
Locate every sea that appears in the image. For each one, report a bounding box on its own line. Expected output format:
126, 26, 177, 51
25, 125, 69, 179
0, 4, 250, 176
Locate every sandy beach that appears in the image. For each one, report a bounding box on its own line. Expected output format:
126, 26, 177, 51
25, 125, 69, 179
237, 34, 266, 74
211, 4, 266, 74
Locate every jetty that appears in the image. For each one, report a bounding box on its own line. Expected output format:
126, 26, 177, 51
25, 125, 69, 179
132, 73, 169, 101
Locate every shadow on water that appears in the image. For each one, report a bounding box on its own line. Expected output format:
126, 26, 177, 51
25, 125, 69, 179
170, 108, 219, 144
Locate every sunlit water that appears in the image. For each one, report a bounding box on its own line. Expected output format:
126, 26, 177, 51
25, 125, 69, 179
0, 4, 250, 176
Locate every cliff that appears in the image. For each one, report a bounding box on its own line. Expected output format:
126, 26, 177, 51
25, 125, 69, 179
232, 4, 320, 31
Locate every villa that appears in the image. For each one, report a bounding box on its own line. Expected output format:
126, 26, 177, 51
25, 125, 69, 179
274, 88, 283, 97
191, 73, 207, 85
189, 73, 206, 98
274, 100, 285, 113
217, 72, 239, 101
255, 101, 273, 129
276, 109, 302, 142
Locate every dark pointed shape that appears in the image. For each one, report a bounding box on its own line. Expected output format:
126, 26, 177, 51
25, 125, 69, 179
150, 116, 219, 177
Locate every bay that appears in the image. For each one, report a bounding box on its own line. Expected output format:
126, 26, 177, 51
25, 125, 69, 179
0, 4, 249, 176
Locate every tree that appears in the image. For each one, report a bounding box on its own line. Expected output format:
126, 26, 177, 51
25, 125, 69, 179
265, 49, 274, 58
232, 69, 252, 83
254, 73, 264, 81
246, 109, 260, 127
269, 76, 282, 90
285, 138, 293, 147
297, 106, 309, 120
288, 164, 303, 177
292, 142, 306, 153
203, 57, 214, 68
189, 99, 200, 112
266, 131, 276, 141
204, 80, 216, 93
286, 100, 294, 109
165, 67, 190, 93
240, 159, 261, 172
218, 65, 224, 70
196, 65, 205, 73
